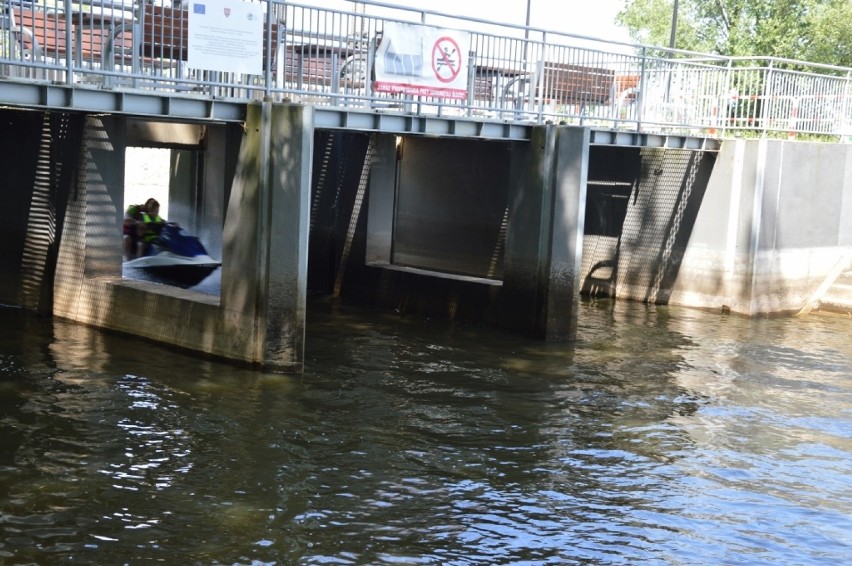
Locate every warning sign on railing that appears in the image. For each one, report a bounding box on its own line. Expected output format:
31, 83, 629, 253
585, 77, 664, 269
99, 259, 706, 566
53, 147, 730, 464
374, 22, 470, 100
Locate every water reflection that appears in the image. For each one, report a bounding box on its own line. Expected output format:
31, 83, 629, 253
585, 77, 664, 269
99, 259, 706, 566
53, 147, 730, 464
0, 301, 850, 564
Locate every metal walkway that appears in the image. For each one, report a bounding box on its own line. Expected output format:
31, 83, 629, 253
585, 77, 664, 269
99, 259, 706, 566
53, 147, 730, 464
4, 0, 846, 146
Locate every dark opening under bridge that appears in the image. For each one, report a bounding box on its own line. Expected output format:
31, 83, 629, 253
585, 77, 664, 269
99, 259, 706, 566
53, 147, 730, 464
3, 0, 851, 371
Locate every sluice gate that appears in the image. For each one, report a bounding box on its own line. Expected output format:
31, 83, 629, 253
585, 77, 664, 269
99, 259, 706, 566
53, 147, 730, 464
307, 131, 720, 333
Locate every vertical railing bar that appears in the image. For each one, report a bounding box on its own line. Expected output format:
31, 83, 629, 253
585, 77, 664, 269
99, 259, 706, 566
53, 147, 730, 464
636, 46, 646, 132
63, 0, 72, 84
840, 71, 852, 139
263, 0, 272, 99
762, 59, 774, 137
721, 58, 733, 137
534, 31, 546, 123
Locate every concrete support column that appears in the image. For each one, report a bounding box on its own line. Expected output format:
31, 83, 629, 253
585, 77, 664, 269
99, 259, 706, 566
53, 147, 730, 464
502, 125, 589, 341
222, 102, 313, 371
546, 126, 590, 340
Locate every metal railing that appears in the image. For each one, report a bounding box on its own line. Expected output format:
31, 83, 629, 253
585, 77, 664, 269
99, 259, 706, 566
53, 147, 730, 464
3, 0, 852, 139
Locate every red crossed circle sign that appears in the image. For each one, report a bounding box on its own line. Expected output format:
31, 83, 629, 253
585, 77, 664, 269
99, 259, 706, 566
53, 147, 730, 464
431, 37, 462, 83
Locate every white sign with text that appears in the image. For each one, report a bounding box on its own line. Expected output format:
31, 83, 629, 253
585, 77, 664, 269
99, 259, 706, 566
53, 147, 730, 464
188, 0, 263, 74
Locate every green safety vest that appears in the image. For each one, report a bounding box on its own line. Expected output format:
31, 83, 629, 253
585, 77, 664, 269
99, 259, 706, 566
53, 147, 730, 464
126, 204, 143, 219
140, 212, 164, 242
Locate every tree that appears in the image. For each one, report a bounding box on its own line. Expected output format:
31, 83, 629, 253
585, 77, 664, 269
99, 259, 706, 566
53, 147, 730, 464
616, 0, 852, 67
805, 1, 852, 67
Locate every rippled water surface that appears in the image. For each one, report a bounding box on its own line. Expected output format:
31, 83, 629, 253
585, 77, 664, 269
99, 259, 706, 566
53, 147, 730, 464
1, 300, 851, 564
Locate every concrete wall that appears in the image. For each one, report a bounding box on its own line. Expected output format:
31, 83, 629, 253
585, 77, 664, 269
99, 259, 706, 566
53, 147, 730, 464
579, 138, 852, 316
671, 139, 852, 315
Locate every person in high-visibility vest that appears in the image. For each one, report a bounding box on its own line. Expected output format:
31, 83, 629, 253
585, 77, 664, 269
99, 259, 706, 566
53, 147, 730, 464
122, 198, 166, 259
123, 201, 147, 260
138, 198, 166, 256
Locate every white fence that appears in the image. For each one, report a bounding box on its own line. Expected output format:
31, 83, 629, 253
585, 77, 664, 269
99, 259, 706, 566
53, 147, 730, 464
2, 0, 852, 138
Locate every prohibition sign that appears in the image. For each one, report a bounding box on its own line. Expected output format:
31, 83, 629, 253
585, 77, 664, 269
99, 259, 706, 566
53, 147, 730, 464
431, 36, 462, 83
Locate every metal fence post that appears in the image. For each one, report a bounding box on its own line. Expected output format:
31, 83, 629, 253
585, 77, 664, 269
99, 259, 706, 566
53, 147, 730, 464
761, 59, 774, 137
534, 31, 546, 123
263, 2, 272, 100
636, 46, 646, 132
841, 71, 852, 141
64, 0, 72, 84
721, 58, 733, 137
465, 50, 475, 116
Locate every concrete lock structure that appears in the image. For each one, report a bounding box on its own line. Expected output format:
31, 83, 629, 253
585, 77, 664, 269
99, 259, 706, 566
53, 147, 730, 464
2, 101, 851, 372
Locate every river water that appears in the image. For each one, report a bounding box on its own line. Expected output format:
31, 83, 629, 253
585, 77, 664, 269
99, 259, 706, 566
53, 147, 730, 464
1, 298, 850, 565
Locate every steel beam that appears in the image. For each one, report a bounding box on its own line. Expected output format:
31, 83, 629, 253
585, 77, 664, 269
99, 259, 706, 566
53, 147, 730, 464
0, 80, 246, 121
0, 80, 720, 148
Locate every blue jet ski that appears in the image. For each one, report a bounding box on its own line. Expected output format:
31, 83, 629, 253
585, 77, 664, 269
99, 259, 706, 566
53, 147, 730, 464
123, 223, 221, 289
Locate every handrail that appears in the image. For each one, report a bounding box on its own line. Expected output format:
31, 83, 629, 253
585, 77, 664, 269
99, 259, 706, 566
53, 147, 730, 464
0, 0, 851, 140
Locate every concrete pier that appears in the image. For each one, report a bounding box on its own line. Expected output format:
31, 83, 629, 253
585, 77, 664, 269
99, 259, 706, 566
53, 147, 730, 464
501, 126, 590, 341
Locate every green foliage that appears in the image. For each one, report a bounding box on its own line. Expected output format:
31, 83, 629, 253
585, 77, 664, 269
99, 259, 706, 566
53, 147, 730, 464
616, 0, 852, 66
805, 1, 852, 67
